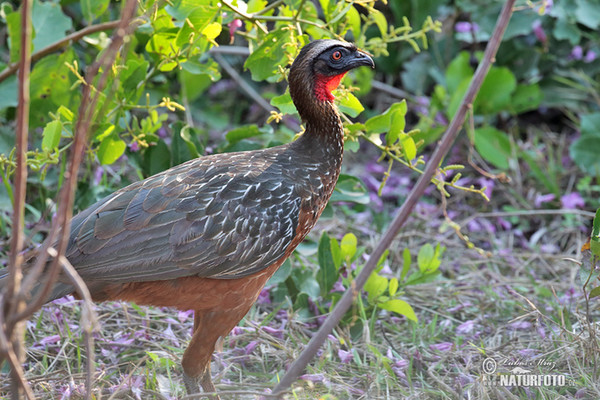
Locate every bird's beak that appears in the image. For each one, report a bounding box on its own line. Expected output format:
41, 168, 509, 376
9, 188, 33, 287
346, 50, 375, 70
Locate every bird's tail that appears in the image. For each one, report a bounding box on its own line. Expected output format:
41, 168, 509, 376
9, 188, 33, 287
0, 251, 75, 304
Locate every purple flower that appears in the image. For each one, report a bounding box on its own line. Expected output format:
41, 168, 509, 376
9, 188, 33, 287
534, 325, 545, 340
129, 141, 140, 152
245, 340, 259, 355
508, 321, 532, 330
532, 20, 547, 43
456, 320, 475, 335
256, 287, 271, 305
571, 46, 583, 60
585, 50, 597, 63
534, 193, 555, 207
478, 177, 495, 199
560, 192, 584, 209
455, 22, 478, 33
93, 166, 104, 186
261, 326, 284, 339
338, 349, 353, 364
518, 348, 537, 358
178, 309, 194, 323
429, 342, 453, 352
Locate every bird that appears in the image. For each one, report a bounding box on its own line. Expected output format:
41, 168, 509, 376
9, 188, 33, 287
0, 39, 374, 398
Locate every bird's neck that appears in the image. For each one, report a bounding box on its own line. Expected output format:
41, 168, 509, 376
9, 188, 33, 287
291, 99, 344, 183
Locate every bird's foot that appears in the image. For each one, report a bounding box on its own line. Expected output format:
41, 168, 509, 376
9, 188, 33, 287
183, 372, 221, 400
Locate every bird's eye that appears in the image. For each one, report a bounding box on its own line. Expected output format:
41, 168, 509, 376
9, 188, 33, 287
332, 51, 342, 61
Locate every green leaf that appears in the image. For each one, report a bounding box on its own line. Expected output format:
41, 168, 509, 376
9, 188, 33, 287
337, 92, 364, 117
346, 5, 361, 37
0, 75, 18, 109
330, 238, 342, 269
41, 120, 62, 151
580, 113, 600, 137
510, 84, 541, 114
365, 101, 407, 134
175, 3, 220, 47
180, 125, 203, 158
271, 91, 297, 115
379, 299, 417, 322
226, 125, 261, 144
317, 232, 338, 297
340, 233, 357, 260
57, 105, 74, 122
244, 28, 293, 81
445, 52, 473, 93
371, 9, 388, 36
570, 136, 600, 174
331, 174, 369, 204
29, 49, 78, 128
417, 243, 441, 273
81, 0, 110, 23
553, 19, 581, 44
268, 259, 291, 285
475, 67, 517, 114
589, 286, 600, 299
98, 135, 126, 165
417, 243, 434, 273
590, 208, 600, 257
388, 278, 398, 297
400, 248, 411, 281
474, 126, 512, 170
400, 133, 417, 161
6, 11, 26, 63
142, 140, 171, 175
31, 0, 73, 52
365, 271, 388, 302
575, 0, 600, 29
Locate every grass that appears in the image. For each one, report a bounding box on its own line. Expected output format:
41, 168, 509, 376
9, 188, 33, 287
2, 128, 600, 399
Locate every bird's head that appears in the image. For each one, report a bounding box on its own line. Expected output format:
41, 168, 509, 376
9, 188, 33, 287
289, 40, 374, 118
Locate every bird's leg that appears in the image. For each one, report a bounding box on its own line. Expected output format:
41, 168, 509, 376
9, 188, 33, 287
183, 367, 220, 400
182, 310, 221, 399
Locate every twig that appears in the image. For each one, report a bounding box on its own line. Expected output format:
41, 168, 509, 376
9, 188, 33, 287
50, 247, 99, 399
212, 52, 274, 113
271, 0, 518, 396
1, 3, 139, 398
6, 0, 33, 398
0, 296, 35, 400
370, 80, 416, 103
12, 0, 140, 326
0, 21, 121, 85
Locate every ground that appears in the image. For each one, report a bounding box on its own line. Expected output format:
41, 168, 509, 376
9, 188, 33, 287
2, 129, 598, 400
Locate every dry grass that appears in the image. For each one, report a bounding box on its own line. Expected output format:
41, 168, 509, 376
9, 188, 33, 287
2, 132, 600, 399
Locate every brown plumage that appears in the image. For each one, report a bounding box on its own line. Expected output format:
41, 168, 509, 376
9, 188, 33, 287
0, 39, 374, 398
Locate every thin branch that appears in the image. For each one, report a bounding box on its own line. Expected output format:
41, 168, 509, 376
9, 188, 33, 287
54, 248, 99, 399
0, 296, 35, 400
9, 0, 140, 328
271, 0, 517, 396
7, 0, 33, 397
212, 52, 275, 113
0, 21, 121, 85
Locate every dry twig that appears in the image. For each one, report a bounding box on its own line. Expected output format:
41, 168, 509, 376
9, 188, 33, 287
272, 0, 518, 395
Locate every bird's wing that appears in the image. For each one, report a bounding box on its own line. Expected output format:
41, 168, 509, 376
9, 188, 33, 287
65, 150, 302, 282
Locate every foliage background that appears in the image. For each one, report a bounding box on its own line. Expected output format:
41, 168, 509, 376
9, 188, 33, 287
1, 0, 600, 398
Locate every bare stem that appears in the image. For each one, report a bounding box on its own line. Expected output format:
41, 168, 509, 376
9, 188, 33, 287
6, 0, 33, 397
0, 21, 121, 85
271, 0, 517, 396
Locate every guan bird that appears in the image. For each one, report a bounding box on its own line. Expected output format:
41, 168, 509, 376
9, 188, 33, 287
0, 39, 374, 398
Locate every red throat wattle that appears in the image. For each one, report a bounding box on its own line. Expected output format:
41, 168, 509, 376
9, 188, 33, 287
314, 72, 348, 102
